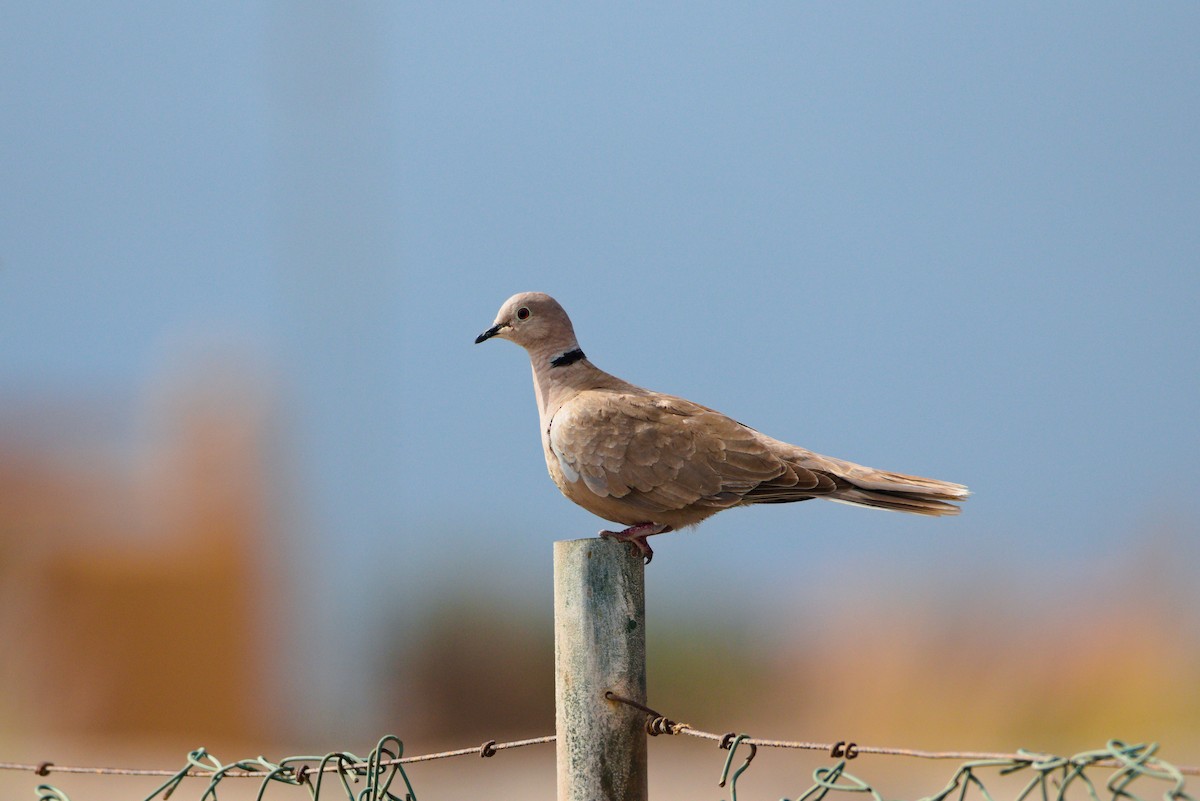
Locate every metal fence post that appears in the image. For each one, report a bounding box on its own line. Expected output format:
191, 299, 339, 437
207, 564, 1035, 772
554, 537, 648, 801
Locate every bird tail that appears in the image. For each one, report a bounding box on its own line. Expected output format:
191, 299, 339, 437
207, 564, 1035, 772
829, 468, 969, 517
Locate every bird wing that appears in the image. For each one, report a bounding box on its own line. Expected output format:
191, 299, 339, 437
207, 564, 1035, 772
548, 389, 831, 513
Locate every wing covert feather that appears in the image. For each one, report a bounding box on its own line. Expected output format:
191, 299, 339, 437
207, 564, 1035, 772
548, 390, 792, 512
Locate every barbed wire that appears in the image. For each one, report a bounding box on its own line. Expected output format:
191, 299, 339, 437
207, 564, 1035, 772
0, 735, 556, 778
5, 694, 1197, 801
605, 692, 1200, 773
606, 692, 1198, 801
1, 734, 556, 801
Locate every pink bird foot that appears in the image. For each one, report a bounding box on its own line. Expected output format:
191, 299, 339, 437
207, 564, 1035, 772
599, 522, 673, 564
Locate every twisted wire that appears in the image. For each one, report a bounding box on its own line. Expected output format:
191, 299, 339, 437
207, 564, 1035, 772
0, 736, 557, 779
604, 691, 1199, 776
6, 696, 1198, 801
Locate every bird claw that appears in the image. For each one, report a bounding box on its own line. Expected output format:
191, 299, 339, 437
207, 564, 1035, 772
600, 530, 653, 564
599, 523, 671, 565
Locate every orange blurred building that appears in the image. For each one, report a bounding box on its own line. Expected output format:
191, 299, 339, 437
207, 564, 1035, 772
0, 370, 278, 747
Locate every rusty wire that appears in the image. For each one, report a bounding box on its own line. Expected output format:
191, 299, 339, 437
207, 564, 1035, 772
605, 691, 1200, 775
0, 734, 557, 801
0, 736, 556, 779
606, 692, 1198, 801
7, 695, 1199, 801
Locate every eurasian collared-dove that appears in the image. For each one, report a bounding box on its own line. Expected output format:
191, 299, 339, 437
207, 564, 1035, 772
476, 292, 968, 562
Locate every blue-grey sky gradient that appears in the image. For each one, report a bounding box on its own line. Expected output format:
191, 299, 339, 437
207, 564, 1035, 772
3, 2, 1198, 729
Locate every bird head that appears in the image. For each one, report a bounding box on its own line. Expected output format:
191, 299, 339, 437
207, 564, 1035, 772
475, 292, 579, 354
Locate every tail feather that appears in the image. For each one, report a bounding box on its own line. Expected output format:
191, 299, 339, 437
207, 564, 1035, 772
829, 488, 963, 516
845, 469, 967, 497
747, 439, 970, 516
830, 467, 969, 516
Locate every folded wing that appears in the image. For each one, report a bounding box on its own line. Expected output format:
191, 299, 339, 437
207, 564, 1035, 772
548, 391, 839, 515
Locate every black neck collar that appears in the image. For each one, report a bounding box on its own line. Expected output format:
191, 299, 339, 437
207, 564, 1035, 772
550, 348, 586, 368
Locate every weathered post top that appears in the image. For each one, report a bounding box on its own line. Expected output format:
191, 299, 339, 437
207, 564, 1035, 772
554, 537, 648, 801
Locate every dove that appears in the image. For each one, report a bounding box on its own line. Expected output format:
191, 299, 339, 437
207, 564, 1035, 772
475, 292, 968, 562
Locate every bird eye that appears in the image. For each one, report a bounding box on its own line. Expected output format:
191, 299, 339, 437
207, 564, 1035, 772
516, 307, 531, 320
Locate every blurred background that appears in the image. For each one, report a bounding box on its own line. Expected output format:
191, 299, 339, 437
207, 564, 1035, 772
1, 3, 1198, 799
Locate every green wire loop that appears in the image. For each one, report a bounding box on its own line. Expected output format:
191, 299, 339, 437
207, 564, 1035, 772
719, 733, 758, 801
779, 740, 1194, 801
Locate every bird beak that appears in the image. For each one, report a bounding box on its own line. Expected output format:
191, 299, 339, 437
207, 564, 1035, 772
475, 323, 503, 344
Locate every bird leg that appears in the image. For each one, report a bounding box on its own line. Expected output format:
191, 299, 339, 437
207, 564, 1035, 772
599, 522, 673, 564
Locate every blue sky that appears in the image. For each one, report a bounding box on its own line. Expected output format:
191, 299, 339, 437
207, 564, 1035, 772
3, 3, 1198, 727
